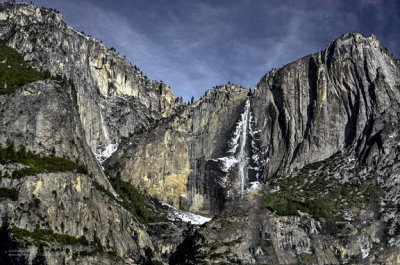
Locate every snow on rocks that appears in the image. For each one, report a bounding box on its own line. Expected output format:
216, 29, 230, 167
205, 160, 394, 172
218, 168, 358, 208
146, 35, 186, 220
162, 202, 211, 225
95, 143, 118, 164
247, 181, 262, 191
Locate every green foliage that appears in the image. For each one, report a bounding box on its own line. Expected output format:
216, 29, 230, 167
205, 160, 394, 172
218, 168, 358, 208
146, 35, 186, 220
54, 234, 89, 246
107, 250, 118, 257
95, 172, 168, 225
346, 255, 358, 264
0, 187, 18, 201
147, 116, 155, 124
32, 244, 48, 265
0, 42, 52, 95
1, 215, 30, 264
263, 154, 381, 221
91, 233, 103, 252
11, 226, 89, 247
111, 174, 150, 224
0, 142, 88, 178
297, 253, 311, 265
93, 181, 116, 200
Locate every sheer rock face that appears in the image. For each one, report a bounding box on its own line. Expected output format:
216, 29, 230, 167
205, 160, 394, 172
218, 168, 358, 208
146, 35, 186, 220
106, 85, 249, 215
252, 33, 400, 179
192, 33, 400, 264
0, 80, 110, 189
0, 81, 157, 264
0, 172, 154, 264
0, 2, 176, 154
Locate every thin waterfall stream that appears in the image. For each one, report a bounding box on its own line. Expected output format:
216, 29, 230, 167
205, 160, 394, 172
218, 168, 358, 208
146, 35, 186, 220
215, 96, 254, 201
237, 98, 251, 200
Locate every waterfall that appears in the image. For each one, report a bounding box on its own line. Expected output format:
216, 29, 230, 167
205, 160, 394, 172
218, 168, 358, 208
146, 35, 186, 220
214, 96, 261, 201
237, 98, 250, 200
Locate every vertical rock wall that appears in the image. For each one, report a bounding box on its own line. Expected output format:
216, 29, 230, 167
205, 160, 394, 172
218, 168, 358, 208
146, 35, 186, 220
0, 2, 176, 155
251, 33, 400, 179
107, 85, 250, 215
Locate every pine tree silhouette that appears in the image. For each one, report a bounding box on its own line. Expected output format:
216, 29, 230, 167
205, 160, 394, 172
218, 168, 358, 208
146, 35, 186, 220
0, 214, 29, 265
0, 215, 13, 265
32, 244, 48, 265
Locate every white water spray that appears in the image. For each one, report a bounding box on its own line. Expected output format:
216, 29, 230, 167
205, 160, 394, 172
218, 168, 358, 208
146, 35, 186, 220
214, 97, 260, 200
238, 98, 251, 200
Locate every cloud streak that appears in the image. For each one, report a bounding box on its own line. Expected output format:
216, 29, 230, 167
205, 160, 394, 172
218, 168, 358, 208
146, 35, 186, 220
32, 0, 400, 101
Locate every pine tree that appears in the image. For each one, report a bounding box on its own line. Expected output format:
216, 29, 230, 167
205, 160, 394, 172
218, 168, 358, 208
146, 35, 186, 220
6, 141, 17, 161
0, 215, 13, 265
0, 215, 29, 265
32, 245, 48, 265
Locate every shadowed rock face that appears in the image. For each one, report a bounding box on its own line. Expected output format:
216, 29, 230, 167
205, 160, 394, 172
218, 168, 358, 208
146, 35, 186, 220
252, 33, 400, 179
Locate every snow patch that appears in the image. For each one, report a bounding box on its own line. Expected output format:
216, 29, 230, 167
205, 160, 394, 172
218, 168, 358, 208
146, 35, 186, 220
361, 246, 370, 259
216, 156, 238, 172
95, 143, 118, 164
162, 203, 211, 225
343, 210, 353, 221
211, 157, 237, 188
360, 234, 372, 259
68, 26, 89, 40
248, 181, 261, 191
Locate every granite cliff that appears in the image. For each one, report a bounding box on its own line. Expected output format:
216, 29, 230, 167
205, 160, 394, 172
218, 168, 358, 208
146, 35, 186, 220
168, 34, 400, 264
0, 2, 176, 156
0, 2, 399, 265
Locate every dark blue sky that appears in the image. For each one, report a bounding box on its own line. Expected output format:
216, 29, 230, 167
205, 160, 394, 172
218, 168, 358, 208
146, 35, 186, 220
27, 0, 400, 101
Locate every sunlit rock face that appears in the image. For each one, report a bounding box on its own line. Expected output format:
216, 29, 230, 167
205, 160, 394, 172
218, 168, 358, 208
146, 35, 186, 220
0, 2, 176, 155
109, 32, 400, 264
106, 85, 251, 215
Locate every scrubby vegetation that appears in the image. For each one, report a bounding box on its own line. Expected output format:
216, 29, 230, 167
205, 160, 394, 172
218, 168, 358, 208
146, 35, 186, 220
297, 253, 312, 265
111, 174, 150, 224
263, 153, 381, 220
94, 172, 168, 225
0, 40, 52, 95
11, 226, 89, 247
0, 40, 76, 96
0, 187, 19, 201
0, 141, 88, 178
8, 219, 119, 260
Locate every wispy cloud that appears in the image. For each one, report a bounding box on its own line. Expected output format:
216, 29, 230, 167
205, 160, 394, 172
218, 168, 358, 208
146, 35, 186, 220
32, 0, 400, 101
